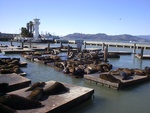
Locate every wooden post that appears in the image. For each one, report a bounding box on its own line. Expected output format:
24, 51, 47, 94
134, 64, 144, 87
60, 41, 62, 48
29, 39, 31, 48
133, 43, 136, 54
104, 45, 108, 62
102, 43, 105, 51
84, 42, 86, 49
47, 40, 50, 52
67, 45, 70, 56
21, 40, 24, 48
10, 40, 13, 46
140, 47, 144, 59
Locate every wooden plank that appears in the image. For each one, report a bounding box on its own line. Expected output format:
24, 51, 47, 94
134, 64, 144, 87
8, 81, 94, 113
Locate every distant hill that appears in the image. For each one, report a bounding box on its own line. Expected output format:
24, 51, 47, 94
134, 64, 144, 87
138, 35, 150, 40
63, 33, 150, 42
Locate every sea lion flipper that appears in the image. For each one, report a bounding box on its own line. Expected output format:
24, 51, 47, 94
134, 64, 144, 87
26, 87, 44, 100
25, 82, 46, 92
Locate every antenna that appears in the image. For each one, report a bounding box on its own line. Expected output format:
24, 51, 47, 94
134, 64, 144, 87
35, 2, 38, 18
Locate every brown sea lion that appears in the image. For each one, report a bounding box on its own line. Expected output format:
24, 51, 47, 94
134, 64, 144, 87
26, 87, 44, 100
25, 82, 46, 91
134, 69, 145, 76
0, 103, 18, 113
0, 94, 43, 110
44, 82, 69, 95
144, 66, 150, 75
100, 73, 121, 83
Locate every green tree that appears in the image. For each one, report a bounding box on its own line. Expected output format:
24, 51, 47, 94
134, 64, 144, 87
21, 27, 28, 37
29, 21, 33, 33
26, 22, 30, 33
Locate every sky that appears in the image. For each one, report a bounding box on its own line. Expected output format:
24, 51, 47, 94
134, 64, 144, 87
0, 0, 150, 36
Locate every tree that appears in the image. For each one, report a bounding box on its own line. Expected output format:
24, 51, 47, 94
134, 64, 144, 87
26, 22, 30, 33
21, 27, 28, 37
29, 21, 33, 33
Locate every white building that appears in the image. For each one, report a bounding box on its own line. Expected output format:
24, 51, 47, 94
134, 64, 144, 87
33, 18, 40, 41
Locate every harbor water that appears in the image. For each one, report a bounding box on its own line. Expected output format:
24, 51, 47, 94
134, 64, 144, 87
1, 41, 150, 113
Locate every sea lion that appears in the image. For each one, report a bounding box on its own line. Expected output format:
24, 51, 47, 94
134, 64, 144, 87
0, 94, 43, 110
120, 71, 129, 80
100, 73, 121, 83
44, 82, 69, 95
26, 87, 44, 100
25, 82, 46, 91
0, 103, 18, 113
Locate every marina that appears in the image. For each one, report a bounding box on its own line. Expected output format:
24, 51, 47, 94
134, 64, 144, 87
1, 1, 150, 112
0, 41, 150, 113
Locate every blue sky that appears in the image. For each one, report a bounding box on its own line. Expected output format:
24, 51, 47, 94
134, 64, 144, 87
0, 0, 150, 36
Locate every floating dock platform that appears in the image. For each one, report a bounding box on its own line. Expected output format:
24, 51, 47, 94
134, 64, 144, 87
8, 80, 94, 113
135, 54, 150, 59
0, 73, 31, 92
107, 51, 132, 55
84, 73, 150, 90
1, 48, 34, 54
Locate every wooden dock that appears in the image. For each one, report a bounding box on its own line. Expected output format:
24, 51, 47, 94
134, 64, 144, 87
1, 48, 34, 54
107, 51, 132, 55
135, 54, 150, 59
0, 73, 31, 92
84, 73, 150, 90
8, 80, 94, 113
66, 40, 150, 49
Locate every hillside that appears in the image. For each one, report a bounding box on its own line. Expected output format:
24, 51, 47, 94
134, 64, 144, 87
63, 33, 150, 42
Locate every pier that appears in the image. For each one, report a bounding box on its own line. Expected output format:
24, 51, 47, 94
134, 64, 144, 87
58, 39, 150, 50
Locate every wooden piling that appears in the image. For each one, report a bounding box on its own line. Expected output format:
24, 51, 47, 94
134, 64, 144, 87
29, 39, 31, 48
133, 43, 136, 54
10, 40, 13, 46
102, 43, 105, 51
21, 41, 24, 48
67, 45, 70, 56
140, 47, 144, 59
104, 45, 108, 62
60, 41, 62, 48
47, 41, 50, 52
84, 42, 86, 49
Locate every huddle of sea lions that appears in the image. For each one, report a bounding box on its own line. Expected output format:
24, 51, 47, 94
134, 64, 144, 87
100, 67, 150, 81
54, 58, 112, 78
26, 82, 69, 100
0, 58, 25, 75
0, 81, 69, 112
